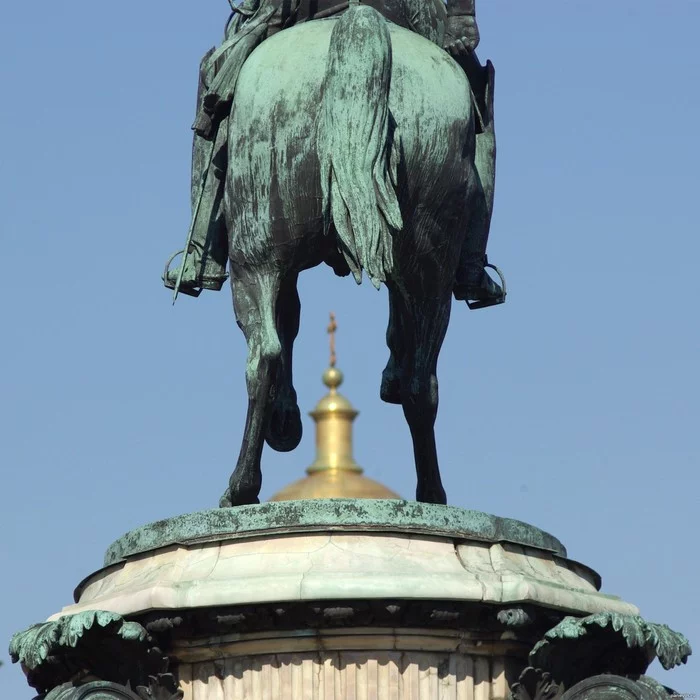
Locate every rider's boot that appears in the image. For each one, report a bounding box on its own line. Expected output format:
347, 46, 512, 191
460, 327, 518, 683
192, 94, 231, 142
163, 120, 229, 296
453, 171, 506, 308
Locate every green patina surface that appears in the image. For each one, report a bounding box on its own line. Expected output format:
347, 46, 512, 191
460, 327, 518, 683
9, 611, 153, 695
509, 612, 693, 696
104, 499, 566, 566
10, 612, 148, 672
162, 0, 504, 509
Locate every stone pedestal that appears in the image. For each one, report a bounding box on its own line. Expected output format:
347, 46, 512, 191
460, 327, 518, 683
43, 500, 638, 699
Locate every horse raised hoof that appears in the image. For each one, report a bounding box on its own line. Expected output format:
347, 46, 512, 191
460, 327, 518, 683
380, 362, 402, 405
380, 374, 402, 405
266, 401, 303, 452
455, 264, 507, 310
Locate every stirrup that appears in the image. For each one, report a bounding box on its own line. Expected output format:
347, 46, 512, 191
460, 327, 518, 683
163, 250, 202, 298
466, 264, 507, 311
163, 250, 229, 298
163, 249, 229, 295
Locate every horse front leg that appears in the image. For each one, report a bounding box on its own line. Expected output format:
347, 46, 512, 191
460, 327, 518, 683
220, 272, 282, 507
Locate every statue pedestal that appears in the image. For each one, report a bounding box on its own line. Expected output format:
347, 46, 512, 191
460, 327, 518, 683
48, 500, 637, 699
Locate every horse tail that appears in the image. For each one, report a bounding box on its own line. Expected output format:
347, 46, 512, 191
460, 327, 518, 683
318, 3, 403, 288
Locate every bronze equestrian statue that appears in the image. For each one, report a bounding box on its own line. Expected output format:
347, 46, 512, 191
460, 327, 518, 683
163, 0, 506, 507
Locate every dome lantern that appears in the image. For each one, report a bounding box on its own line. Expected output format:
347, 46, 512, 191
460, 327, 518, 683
269, 313, 401, 502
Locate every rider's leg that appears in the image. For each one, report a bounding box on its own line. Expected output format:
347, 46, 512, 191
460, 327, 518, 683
191, 123, 229, 286
453, 59, 505, 307
163, 123, 229, 295
193, 17, 271, 141
164, 47, 229, 295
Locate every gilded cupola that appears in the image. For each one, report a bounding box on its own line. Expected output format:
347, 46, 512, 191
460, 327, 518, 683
269, 314, 401, 502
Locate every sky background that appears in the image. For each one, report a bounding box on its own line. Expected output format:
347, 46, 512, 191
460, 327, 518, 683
1, 0, 698, 694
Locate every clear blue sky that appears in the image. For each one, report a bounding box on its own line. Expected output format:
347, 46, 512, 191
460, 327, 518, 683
1, 0, 698, 694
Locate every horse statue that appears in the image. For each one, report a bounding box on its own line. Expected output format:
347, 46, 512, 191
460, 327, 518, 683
168, 1, 504, 507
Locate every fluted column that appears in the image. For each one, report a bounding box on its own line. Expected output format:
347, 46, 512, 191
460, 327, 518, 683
178, 651, 514, 700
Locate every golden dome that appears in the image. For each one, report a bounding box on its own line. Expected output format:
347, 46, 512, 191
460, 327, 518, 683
269, 314, 401, 502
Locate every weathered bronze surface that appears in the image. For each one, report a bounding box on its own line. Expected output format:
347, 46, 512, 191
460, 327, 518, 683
162, 0, 506, 507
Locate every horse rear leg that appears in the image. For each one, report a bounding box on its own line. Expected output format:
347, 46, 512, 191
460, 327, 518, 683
266, 274, 303, 453
390, 286, 452, 505
220, 270, 283, 507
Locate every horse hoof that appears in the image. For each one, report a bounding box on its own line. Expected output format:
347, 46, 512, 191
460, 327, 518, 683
219, 490, 233, 509
380, 371, 401, 405
416, 486, 447, 505
222, 476, 262, 507
220, 490, 260, 508
235, 494, 260, 506
266, 402, 303, 453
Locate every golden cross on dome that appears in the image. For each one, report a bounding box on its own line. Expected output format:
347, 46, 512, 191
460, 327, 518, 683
328, 312, 338, 368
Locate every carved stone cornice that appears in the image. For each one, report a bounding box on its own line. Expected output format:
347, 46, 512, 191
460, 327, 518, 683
138, 600, 557, 641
